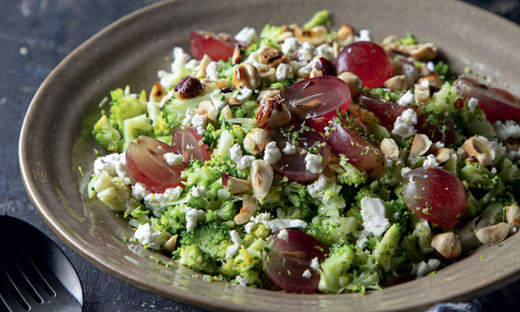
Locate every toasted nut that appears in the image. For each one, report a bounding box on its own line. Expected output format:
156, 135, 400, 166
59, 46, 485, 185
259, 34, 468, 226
431, 232, 462, 260
228, 97, 242, 106
257, 89, 281, 102
409, 134, 432, 158
338, 72, 363, 98
162, 234, 178, 254
258, 47, 288, 68
220, 105, 233, 120
347, 103, 379, 125
232, 45, 242, 65
233, 63, 261, 90
336, 24, 355, 45
195, 100, 217, 122
418, 73, 444, 89
259, 68, 277, 84
222, 173, 252, 194
196, 54, 213, 79
381, 35, 409, 54
409, 43, 438, 61
234, 194, 258, 225
380, 138, 399, 161
294, 26, 328, 46
250, 159, 273, 200
414, 82, 430, 103
174, 76, 203, 99
436, 148, 455, 164
256, 94, 292, 130
159, 90, 174, 109
463, 136, 493, 166
476, 223, 510, 246
506, 204, 520, 228
149, 82, 166, 102
244, 128, 272, 155
215, 78, 228, 89
383, 75, 408, 91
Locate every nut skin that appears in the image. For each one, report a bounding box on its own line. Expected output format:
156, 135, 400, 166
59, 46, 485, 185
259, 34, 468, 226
431, 232, 462, 260
418, 73, 444, 89
476, 223, 510, 246
243, 128, 272, 155
234, 194, 258, 225
338, 71, 363, 98
232, 63, 261, 90
435, 148, 455, 164
174, 76, 203, 99
162, 234, 178, 254
256, 94, 292, 130
409, 43, 438, 61
250, 159, 273, 200
196, 54, 212, 79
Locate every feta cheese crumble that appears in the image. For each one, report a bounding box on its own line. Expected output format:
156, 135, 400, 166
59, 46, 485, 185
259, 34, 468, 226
305, 153, 323, 174
281, 37, 299, 54
277, 229, 289, 240
235, 27, 257, 45
493, 120, 520, 141
302, 269, 312, 279
398, 90, 414, 106
360, 197, 390, 237
244, 213, 307, 233
282, 142, 297, 155
264, 141, 281, 165
468, 97, 479, 112
225, 230, 243, 258
164, 152, 183, 166
134, 223, 163, 250
392, 108, 418, 138
185, 207, 206, 232
423, 154, 439, 168
275, 63, 293, 81
355, 29, 371, 42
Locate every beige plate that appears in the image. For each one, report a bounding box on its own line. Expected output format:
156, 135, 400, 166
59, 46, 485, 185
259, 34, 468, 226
19, 0, 520, 311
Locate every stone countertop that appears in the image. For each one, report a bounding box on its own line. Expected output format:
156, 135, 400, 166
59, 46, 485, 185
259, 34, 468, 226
1, 0, 519, 311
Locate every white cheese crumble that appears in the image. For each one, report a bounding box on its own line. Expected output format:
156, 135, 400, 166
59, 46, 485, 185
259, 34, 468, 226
185, 207, 206, 232
235, 27, 257, 45
93, 152, 129, 181
468, 97, 479, 112
282, 142, 297, 155
392, 108, 417, 139
132, 182, 150, 201
314, 44, 333, 60
302, 269, 312, 279
426, 61, 435, 73
398, 90, 414, 106
191, 186, 207, 198
360, 197, 390, 237
235, 87, 252, 101
310, 257, 320, 271
493, 120, 520, 141
236, 275, 248, 286
205, 61, 219, 81
355, 29, 371, 42
277, 229, 289, 240
423, 154, 439, 168
230, 143, 256, 169
134, 223, 163, 250
281, 37, 299, 54
264, 141, 281, 165
244, 213, 307, 233
225, 230, 243, 258
275, 63, 293, 81
163, 152, 184, 166
191, 114, 207, 135
305, 153, 323, 174
210, 89, 226, 111
297, 42, 314, 61
298, 61, 313, 76
307, 174, 328, 199
143, 186, 183, 216
182, 108, 195, 126
237, 156, 256, 170
355, 231, 369, 249
412, 259, 441, 277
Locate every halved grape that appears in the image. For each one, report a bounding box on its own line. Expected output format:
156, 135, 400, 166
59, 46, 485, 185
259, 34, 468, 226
126, 136, 186, 193
263, 230, 328, 293
282, 76, 351, 131
190, 31, 237, 61
171, 126, 211, 164
402, 167, 467, 227
273, 128, 329, 182
335, 41, 394, 88
455, 76, 520, 123
327, 120, 384, 177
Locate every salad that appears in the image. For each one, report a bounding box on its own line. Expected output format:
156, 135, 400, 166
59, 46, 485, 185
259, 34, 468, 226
87, 10, 520, 294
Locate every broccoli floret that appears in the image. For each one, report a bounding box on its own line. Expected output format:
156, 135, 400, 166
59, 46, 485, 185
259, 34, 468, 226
367, 87, 404, 103
434, 61, 457, 84
92, 115, 123, 152
307, 216, 357, 246
397, 31, 418, 45
373, 223, 401, 272
458, 99, 496, 139
335, 156, 367, 187
122, 114, 153, 145
108, 87, 148, 131
88, 171, 139, 212
318, 245, 355, 293
426, 82, 458, 114
180, 222, 232, 260
178, 244, 215, 273
162, 94, 211, 128
258, 24, 284, 49
460, 162, 498, 190
303, 10, 331, 29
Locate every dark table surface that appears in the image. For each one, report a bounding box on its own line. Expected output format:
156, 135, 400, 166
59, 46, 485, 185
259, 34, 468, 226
1, 0, 520, 311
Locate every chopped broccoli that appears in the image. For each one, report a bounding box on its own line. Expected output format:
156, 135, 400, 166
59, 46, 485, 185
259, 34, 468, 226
162, 94, 211, 128
122, 114, 153, 145
373, 223, 401, 272
258, 24, 284, 49
88, 171, 139, 212
426, 82, 458, 114
318, 245, 355, 293
335, 156, 367, 187
307, 216, 357, 246
180, 222, 232, 260
92, 115, 123, 152
434, 61, 457, 84
458, 99, 496, 139
303, 10, 331, 29
397, 31, 418, 45
108, 87, 148, 131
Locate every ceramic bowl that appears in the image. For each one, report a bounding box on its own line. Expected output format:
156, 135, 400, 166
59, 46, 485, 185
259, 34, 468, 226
19, 0, 520, 311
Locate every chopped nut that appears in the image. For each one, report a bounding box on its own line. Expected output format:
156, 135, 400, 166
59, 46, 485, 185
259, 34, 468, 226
294, 26, 328, 46
162, 234, 178, 254
215, 78, 228, 89
380, 138, 399, 161
409, 134, 432, 158
195, 100, 217, 122
475, 223, 510, 246
257, 89, 280, 102
414, 82, 430, 103
257, 47, 288, 68
222, 173, 252, 194
336, 24, 355, 45
174, 76, 203, 99
232, 45, 242, 65
228, 97, 243, 106
338, 72, 363, 98
243, 128, 272, 155
234, 194, 258, 225
220, 105, 233, 120
256, 94, 292, 130
196, 54, 213, 79
149, 82, 166, 102
409, 43, 438, 61
431, 232, 462, 260
381, 35, 408, 54
506, 204, 520, 228
436, 148, 455, 164
462, 136, 493, 166
259, 68, 277, 84
418, 73, 444, 89
250, 159, 273, 200
232, 63, 261, 90
383, 75, 408, 92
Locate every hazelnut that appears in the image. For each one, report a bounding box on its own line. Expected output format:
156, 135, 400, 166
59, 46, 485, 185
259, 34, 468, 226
174, 76, 203, 99
250, 159, 273, 201
476, 223, 510, 246
383, 75, 408, 92
257, 47, 288, 68
222, 173, 252, 194
431, 232, 462, 260
232, 63, 261, 90
256, 94, 292, 130
409, 134, 432, 159
234, 194, 258, 225
338, 72, 363, 98
243, 128, 272, 155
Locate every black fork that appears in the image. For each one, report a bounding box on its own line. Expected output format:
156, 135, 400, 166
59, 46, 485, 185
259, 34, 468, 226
0, 216, 83, 312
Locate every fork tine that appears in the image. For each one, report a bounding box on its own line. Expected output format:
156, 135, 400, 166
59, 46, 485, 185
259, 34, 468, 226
0, 259, 31, 311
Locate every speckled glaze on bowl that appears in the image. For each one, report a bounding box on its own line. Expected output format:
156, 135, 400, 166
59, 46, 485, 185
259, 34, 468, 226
19, 0, 520, 311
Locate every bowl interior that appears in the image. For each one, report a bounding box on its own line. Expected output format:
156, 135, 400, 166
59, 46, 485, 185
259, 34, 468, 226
19, 0, 520, 311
